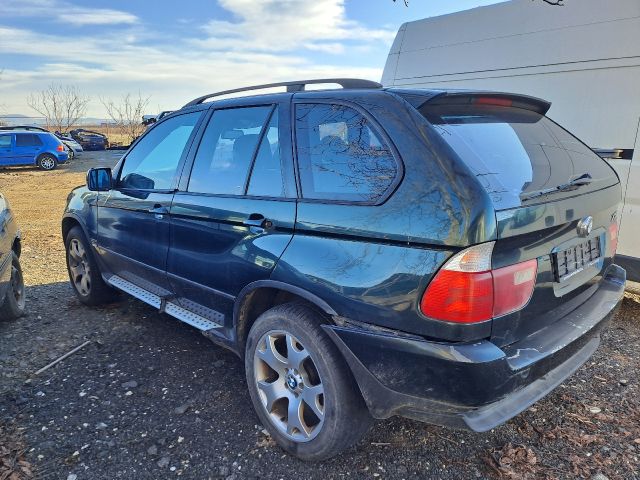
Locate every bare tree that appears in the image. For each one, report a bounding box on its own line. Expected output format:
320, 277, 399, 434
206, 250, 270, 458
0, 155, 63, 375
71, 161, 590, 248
100, 93, 150, 144
27, 84, 89, 132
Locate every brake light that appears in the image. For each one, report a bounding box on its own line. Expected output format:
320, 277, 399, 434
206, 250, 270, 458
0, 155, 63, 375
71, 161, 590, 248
420, 242, 538, 324
474, 97, 513, 107
609, 221, 619, 255
56, 144, 64, 152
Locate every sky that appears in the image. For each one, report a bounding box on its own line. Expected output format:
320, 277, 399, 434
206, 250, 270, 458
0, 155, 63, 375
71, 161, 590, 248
0, 0, 506, 118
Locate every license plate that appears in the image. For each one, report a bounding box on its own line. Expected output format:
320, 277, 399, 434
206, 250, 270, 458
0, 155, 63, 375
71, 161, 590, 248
553, 237, 601, 282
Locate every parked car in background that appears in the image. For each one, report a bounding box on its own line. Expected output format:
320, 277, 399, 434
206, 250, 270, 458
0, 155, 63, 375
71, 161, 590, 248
142, 111, 175, 129
62, 79, 625, 460
0, 131, 68, 170
69, 129, 109, 151
0, 193, 24, 321
0, 126, 83, 160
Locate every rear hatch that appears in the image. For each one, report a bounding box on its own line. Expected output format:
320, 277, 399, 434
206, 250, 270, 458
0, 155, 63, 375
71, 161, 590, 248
416, 93, 621, 346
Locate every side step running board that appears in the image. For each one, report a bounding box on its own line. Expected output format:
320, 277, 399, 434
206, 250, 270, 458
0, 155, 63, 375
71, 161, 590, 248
107, 275, 223, 331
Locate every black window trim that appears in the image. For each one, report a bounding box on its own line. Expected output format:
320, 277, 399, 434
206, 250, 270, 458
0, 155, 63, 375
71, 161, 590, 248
15, 133, 42, 147
182, 102, 295, 202
291, 98, 404, 207
114, 108, 207, 193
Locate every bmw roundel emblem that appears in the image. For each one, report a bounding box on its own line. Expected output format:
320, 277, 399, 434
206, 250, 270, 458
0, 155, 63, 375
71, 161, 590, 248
576, 216, 593, 237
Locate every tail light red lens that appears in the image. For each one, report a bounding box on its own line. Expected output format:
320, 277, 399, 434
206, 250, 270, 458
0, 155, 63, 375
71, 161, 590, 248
609, 221, 619, 255
56, 144, 64, 152
420, 243, 538, 324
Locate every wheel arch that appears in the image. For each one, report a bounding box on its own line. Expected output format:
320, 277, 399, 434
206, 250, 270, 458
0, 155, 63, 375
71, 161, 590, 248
233, 280, 338, 355
61, 214, 90, 243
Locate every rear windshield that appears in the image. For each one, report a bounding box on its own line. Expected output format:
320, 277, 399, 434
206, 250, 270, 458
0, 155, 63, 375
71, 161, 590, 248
419, 105, 619, 210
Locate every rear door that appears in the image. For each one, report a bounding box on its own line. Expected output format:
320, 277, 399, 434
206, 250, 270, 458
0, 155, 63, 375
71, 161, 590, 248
420, 100, 621, 345
14, 134, 42, 165
96, 111, 204, 295
167, 97, 297, 324
0, 134, 16, 165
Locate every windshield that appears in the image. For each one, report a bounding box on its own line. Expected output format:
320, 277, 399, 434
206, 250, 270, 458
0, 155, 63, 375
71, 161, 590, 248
420, 105, 619, 210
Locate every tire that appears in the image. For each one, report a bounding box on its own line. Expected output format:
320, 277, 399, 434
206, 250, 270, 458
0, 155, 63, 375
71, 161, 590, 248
65, 226, 117, 305
0, 253, 26, 321
37, 154, 58, 171
245, 303, 373, 461
67, 149, 74, 161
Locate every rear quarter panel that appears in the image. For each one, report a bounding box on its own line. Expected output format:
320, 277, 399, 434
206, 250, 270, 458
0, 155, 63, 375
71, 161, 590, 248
273, 91, 497, 339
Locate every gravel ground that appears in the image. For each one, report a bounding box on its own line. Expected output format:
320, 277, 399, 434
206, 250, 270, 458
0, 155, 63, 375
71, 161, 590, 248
1, 152, 639, 480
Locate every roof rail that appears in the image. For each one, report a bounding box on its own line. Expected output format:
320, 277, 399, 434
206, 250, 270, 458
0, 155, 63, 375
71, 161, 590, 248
183, 78, 382, 108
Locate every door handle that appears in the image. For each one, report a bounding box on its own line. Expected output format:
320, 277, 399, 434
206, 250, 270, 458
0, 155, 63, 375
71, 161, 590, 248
243, 214, 273, 233
148, 204, 169, 219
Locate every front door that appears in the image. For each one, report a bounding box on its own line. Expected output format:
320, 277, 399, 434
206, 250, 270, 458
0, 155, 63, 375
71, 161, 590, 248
96, 111, 204, 295
167, 98, 297, 323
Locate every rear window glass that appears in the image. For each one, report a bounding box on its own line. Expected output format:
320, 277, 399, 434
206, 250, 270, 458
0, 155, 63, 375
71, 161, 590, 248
16, 134, 43, 147
420, 105, 618, 210
295, 103, 398, 203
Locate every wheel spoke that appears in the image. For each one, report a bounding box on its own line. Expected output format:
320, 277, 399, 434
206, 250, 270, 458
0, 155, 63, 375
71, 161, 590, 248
257, 380, 288, 413
286, 334, 309, 371
80, 275, 90, 294
301, 384, 324, 420
287, 396, 310, 437
257, 335, 288, 373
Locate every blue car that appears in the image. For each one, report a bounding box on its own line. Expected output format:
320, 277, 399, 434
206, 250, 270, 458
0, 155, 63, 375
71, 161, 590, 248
0, 131, 69, 170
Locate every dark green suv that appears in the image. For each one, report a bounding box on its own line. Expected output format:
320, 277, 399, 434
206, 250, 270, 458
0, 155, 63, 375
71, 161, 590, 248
62, 79, 625, 460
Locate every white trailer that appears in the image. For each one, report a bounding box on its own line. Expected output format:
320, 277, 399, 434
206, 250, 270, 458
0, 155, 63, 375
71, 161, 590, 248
382, 0, 640, 281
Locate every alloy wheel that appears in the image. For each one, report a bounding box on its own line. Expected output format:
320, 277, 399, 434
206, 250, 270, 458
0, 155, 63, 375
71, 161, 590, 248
10, 264, 25, 310
253, 330, 325, 442
68, 238, 91, 296
40, 156, 56, 170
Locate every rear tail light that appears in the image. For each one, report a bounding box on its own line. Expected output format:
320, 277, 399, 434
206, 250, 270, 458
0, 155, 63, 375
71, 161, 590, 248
56, 144, 64, 152
420, 242, 538, 324
609, 221, 619, 256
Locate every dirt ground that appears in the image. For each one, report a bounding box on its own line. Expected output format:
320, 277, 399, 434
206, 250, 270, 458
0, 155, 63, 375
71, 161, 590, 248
0, 152, 639, 480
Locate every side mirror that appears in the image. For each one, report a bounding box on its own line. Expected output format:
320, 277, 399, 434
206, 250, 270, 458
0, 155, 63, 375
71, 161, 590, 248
86, 168, 112, 191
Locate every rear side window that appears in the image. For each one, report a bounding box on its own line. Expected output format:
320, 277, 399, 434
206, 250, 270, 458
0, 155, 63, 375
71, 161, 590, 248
119, 112, 201, 190
0, 135, 11, 148
16, 134, 43, 147
421, 105, 619, 210
188, 106, 274, 196
295, 103, 398, 203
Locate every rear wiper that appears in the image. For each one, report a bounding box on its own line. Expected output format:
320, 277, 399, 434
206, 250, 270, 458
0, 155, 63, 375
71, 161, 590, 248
520, 173, 593, 202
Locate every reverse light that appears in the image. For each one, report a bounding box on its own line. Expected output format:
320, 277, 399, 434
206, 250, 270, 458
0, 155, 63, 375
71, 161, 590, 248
420, 242, 538, 324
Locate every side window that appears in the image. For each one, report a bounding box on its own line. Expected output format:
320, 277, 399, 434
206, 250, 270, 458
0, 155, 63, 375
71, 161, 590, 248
119, 112, 201, 190
247, 110, 284, 197
0, 135, 11, 148
188, 106, 272, 195
16, 134, 41, 147
295, 103, 398, 202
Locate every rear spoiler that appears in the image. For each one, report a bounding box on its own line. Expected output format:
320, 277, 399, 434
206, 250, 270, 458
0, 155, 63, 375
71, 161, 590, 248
420, 92, 551, 116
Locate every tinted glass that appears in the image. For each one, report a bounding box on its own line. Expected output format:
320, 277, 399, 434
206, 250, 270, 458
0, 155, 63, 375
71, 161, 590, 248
189, 106, 272, 195
295, 103, 397, 202
0, 135, 11, 148
247, 111, 284, 197
16, 134, 41, 147
119, 112, 201, 190
421, 105, 618, 210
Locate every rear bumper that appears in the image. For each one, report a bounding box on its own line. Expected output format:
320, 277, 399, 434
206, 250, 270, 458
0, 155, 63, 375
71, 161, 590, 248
324, 264, 625, 432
